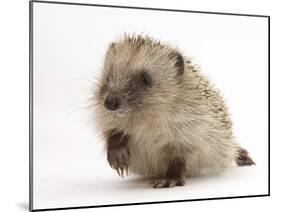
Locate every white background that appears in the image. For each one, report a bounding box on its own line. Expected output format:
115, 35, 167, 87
32, 1, 268, 210
0, 0, 278, 212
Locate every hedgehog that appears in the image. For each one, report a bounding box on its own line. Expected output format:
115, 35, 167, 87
93, 34, 255, 188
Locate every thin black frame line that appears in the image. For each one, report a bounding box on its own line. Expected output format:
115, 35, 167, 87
268, 16, 270, 196
32, 194, 269, 212
29, 0, 270, 211
29, 1, 34, 211
31, 0, 270, 18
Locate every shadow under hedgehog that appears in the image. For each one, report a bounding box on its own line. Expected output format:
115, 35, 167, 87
93, 34, 255, 188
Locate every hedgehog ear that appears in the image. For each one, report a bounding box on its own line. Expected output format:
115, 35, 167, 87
169, 51, 184, 76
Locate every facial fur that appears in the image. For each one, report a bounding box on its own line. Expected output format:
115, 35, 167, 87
96, 34, 185, 118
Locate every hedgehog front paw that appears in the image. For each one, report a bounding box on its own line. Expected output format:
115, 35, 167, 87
107, 147, 130, 177
150, 178, 185, 188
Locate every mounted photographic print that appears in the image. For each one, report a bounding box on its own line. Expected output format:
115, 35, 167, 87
29, 0, 270, 211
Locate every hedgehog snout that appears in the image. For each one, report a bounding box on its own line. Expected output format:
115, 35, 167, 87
104, 95, 120, 111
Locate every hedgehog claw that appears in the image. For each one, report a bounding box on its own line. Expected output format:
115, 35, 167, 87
120, 168, 123, 177
116, 168, 121, 176
125, 166, 128, 176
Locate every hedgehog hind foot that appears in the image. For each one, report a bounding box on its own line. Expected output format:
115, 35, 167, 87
235, 147, 256, 166
150, 178, 185, 188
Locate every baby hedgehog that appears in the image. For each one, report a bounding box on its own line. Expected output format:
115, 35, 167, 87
93, 34, 255, 188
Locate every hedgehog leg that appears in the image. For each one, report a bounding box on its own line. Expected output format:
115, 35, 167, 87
106, 129, 130, 177
235, 147, 255, 166
151, 156, 186, 188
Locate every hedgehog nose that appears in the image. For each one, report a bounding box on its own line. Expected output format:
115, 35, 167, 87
104, 96, 120, 111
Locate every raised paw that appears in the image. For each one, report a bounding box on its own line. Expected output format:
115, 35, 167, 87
107, 147, 130, 177
150, 178, 185, 188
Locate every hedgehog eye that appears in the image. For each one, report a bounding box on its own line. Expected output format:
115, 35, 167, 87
141, 72, 152, 87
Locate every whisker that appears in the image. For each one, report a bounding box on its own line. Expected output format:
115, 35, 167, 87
64, 93, 102, 117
